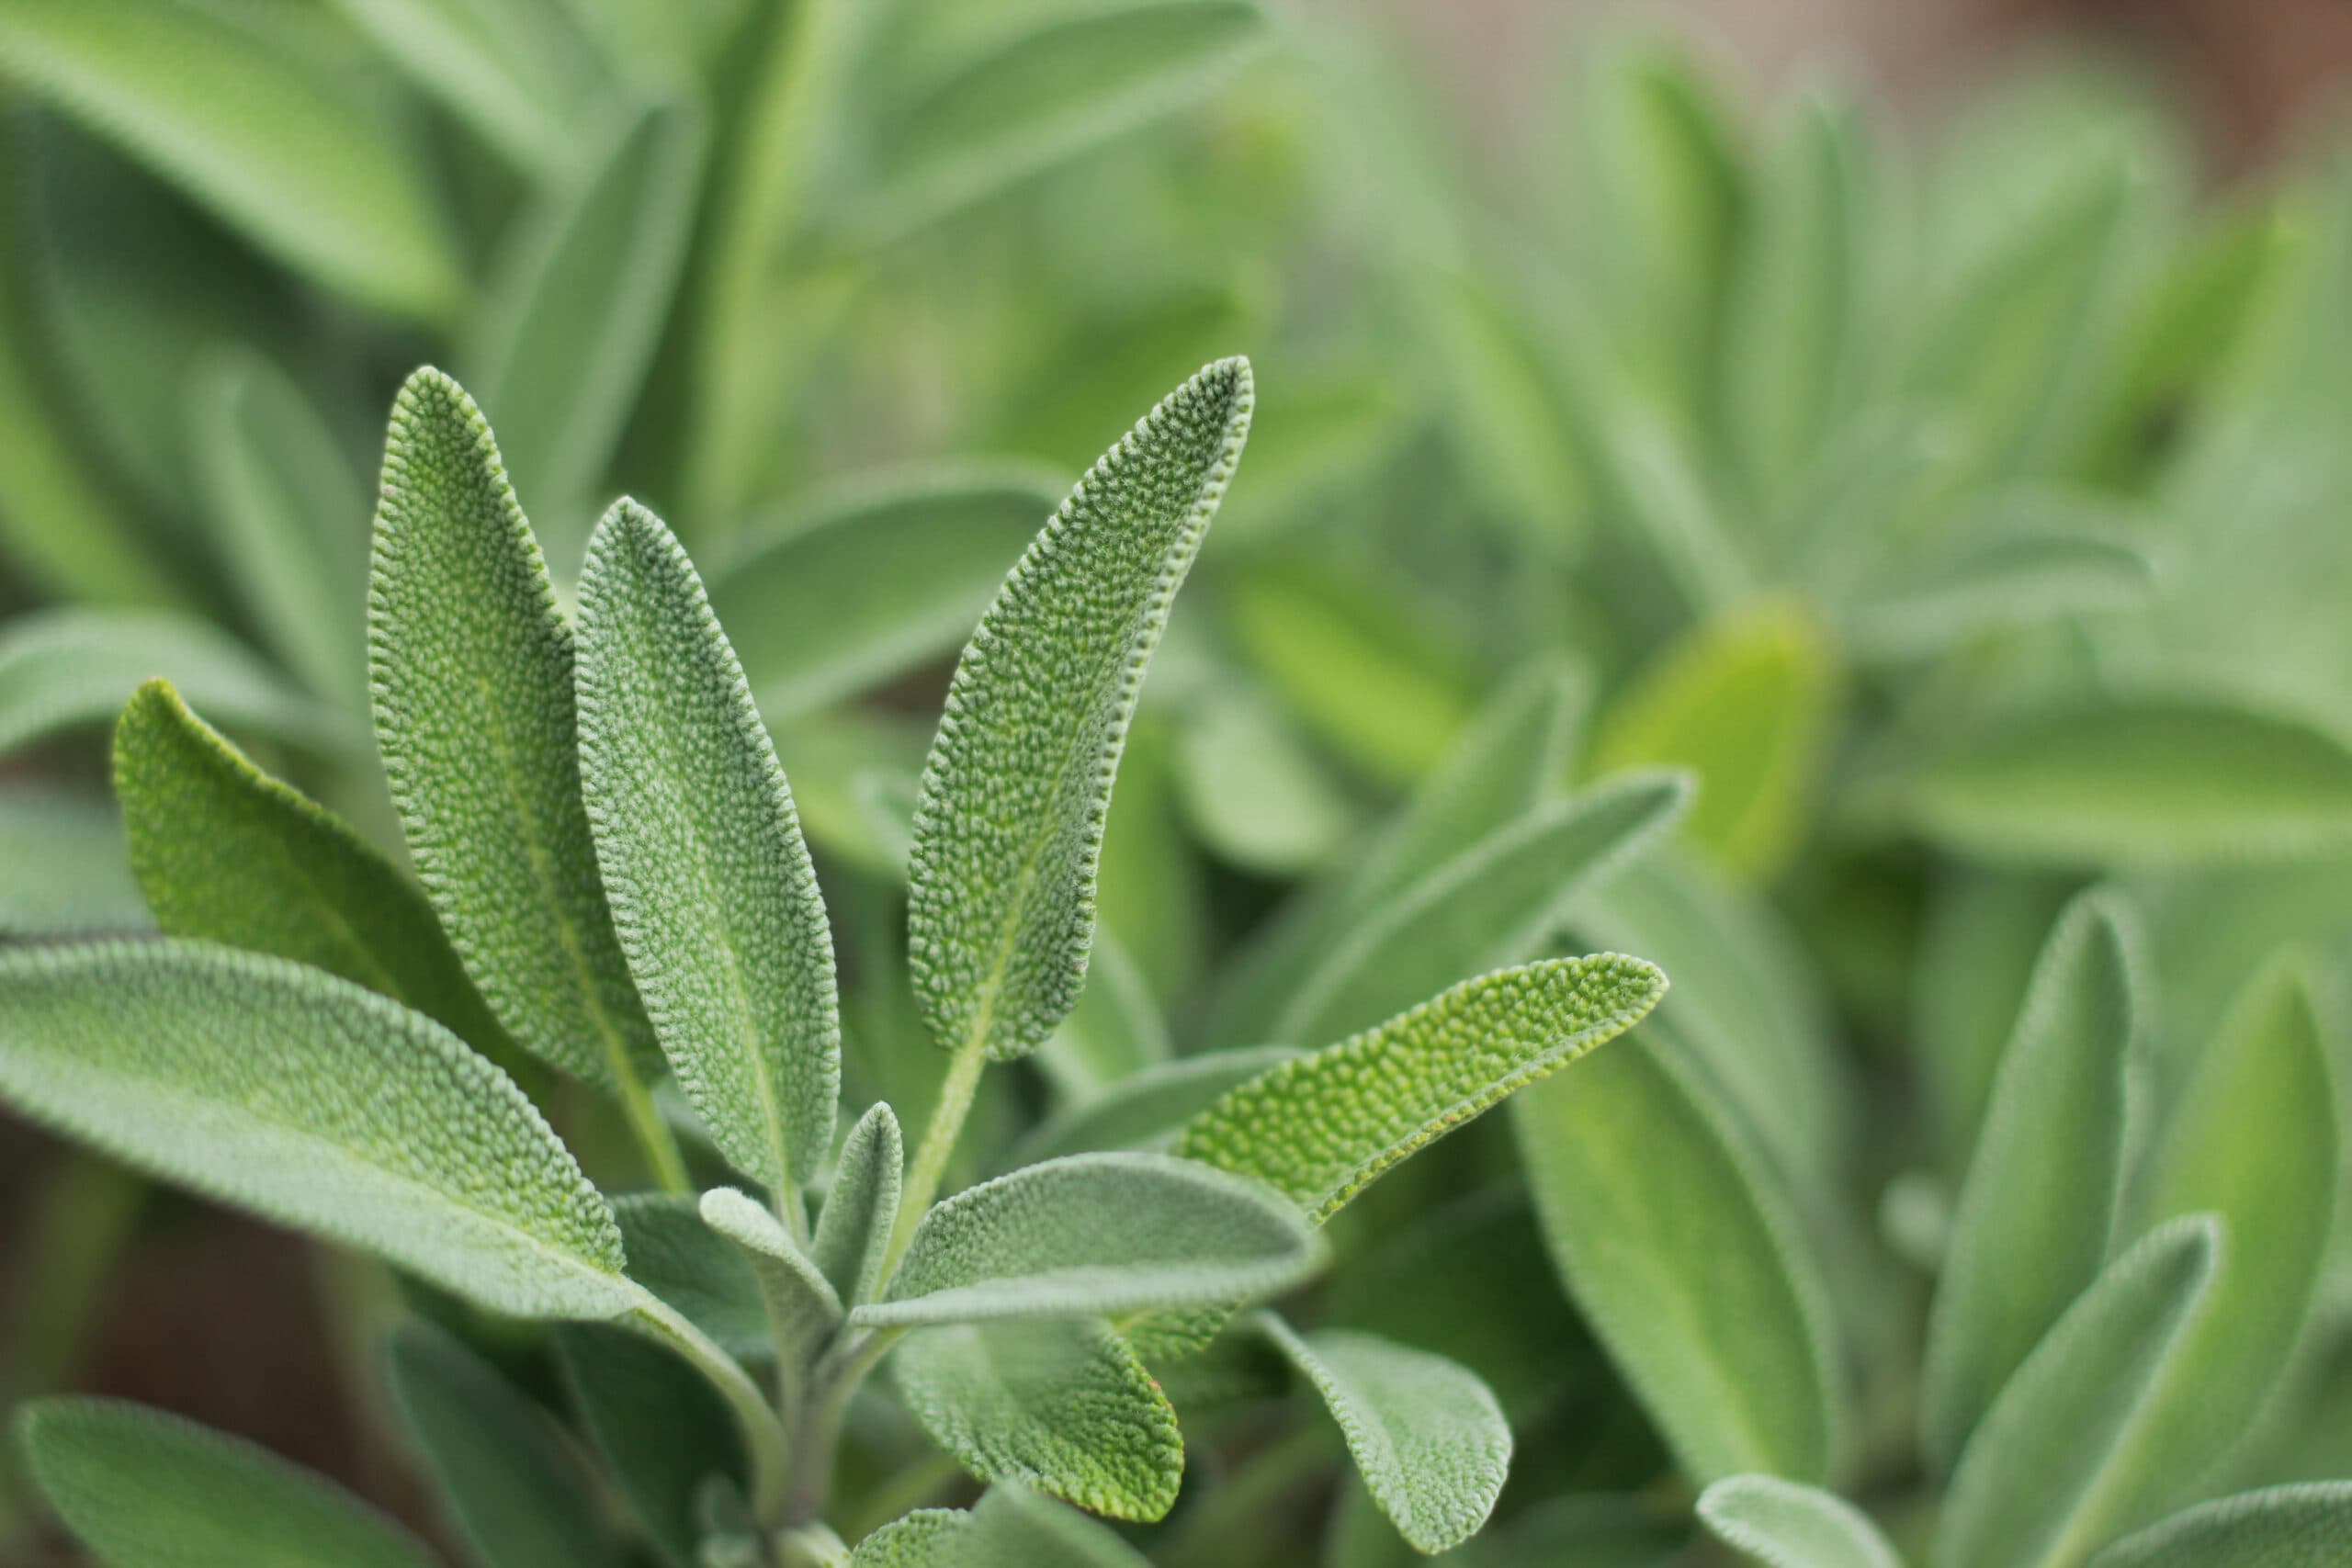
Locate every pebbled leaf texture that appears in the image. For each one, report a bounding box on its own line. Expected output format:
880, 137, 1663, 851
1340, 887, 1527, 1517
114, 680, 510, 1057
1254, 1313, 1510, 1553
1923, 887, 2144, 1471
891, 1317, 1184, 1520
906, 357, 1251, 1063
17, 1397, 439, 1568
851, 1487, 1157, 1568
698, 1187, 844, 1368
815, 1101, 904, 1307
1182, 955, 1668, 1222
2089, 1483, 2352, 1568
577, 499, 841, 1191
370, 367, 657, 1091
1698, 1475, 1900, 1568
0, 940, 633, 1319
857, 1151, 1322, 1327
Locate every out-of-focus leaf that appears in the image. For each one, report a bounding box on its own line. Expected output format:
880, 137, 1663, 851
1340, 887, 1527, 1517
1699, 1476, 1898, 1568
1035, 929, 1170, 1100
0, 0, 463, 318
329, 0, 605, 175
1592, 404, 1754, 616
1914, 869, 2080, 1171
2090, 1483, 2352, 1568
852, 1486, 1157, 1567
1415, 265, 1593, 540
0, 789, 149, 937
1175, 687, 1359, 875
556, 1324, 744, 1568
1514, 1035, 1842, 1483
1008, 1046, 1299, 1170
611, 1194, 768, 1361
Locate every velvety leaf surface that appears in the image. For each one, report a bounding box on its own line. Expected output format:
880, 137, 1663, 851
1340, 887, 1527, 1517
851, 1487, 1156, 1567
2089, 1483, 2352, 1568
1698, 1475, 1899, 1568
698, 1187, 844, 1366
906, 356, 1250, 1063
576, 499, 841, 1191
814, 1102, 904, 1307
16, 1398, 439, 1568
612, 1195, 770, 1360
0, 941, 634, 1319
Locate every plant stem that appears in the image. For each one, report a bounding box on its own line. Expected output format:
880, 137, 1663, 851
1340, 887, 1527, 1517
632, 1296, 793, 1527
615, 1063, 692, 1194
880, 1037, 986, 1280
781, 1328, 904, 1529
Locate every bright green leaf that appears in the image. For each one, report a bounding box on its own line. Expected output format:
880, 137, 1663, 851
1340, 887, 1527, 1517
2090, 1483, 2352, 1568
1697, 1475, 1900, 1568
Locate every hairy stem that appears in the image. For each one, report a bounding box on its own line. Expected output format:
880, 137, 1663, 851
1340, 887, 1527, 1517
880, 1037, 987, 1280
630, 1295, 793, 1526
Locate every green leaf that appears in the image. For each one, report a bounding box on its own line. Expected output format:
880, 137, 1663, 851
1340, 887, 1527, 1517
852, 1487, 1157, 1567
576, 499, 841, 1194
1183, 955, 1668, 1223
1268, 773, 1690, 1048
891, 1317, 1183, 1520
1174, 686, 1359, 875
707, 463, 1071, 720
1860, 696, 2352, 866
467, 95, 706, 564
612, 1194, 770, 1361
854, 1510, 974, 1567
1591, 604, 1837, 880
114, 680, 511, 1057
0, 608, 359, 761
814, 1101, 904, 1308
906, 357, 1250, 1064
386, 1322, 622, 1568
191, 349, 372, 712
16, 1397, 438, 1568
1513, 1034, 1842, 1483
555, 1325, 744, 1568
369, 368, 663, 1111
1417, 264, 1594, 541
698, 1187, 844, 1370
1922, 888, 2144, 1471
856, 1152, 1322, 1327
328, 0, 604, 175
834, 1, 1271, 247
1253, 1313, 1510, 1553
1697, 1475, 1900, 1568
0, 788, 149, 937
0, 0, 462, 318
1008, 1046, 1301, 1170
2089, 1483, 2352, 1568
0, 941, 636, 1320
1936, 1216, 2222, 1568
1035, 928, 1172, 1100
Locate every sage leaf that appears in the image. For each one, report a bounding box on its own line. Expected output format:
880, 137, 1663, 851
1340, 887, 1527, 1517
369, 368, 662, 1108
387, 1322, 623, 1568
707, 462, 1072, 720
1035, 928, 1172, 1100
576, 499, 842, 1193
115, 680, 511, 1058
2089, 1483, 2352, 1568
0, 941, 637, 1320
0, 788, 148, 937
1008, 1046, 1302, 1170
329, 0, 603, 176
699, 1188, 845, 1368
613, 1195, 770, 1361
1174, 686, 1359, 874
1698, 1475, 1900, 1568
555, 1325, 744, 1568
15, 1397, 438, 1568
1936, 1216, 2222, 1568
891, 1317, 1184, 1520
857, 1152, 1321, 1328
1183, 955, 1668, 1222
1513, 1035, 1842, 1483
1253, 1313, 1510, 1553
906, 357, 1250, 1064
814, 1101, 904, 1308
1923, 888, 2145, 1471
854, 1509, 975, 1566
0, 0, 462, 318
852, 1487, 1157, 1567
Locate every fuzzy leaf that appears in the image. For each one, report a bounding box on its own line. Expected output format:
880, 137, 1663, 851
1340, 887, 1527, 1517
387, 1322, 622, 1568
854, 1510, 975, 1566
114, 681, 509, 1056
0, 0, 461, 318
699, 1187, 844, 1366
1936, 1216, 2222, 1568
0, 788, 148, 937
612, 1195, 770, 1361
1254, 1313, 1510, 1553
576, 500, 841, 1191
16, 1398, 438, 1568
1698, 1475, 1900, 1568
906, 358, 1250, 1063
2090, 1483, 2352, 1568
858, 1152, 1319, 1328
708, 463, 1072, 720
370, 367, 658, 1091
814, 1102, 904, 1308
1513, 1035, 1842, 1483
1269, 772, 1690, 1047
853, 1488, 1156, 1567
891, 1317, 1184, 1520
1009, 1046, 1301, 1169
1923, 888, 2144, 1470
1860, 696, 2352, 866
0, 941, 634, 1319
556, 1325, 744, 1568
1183, 955, 1668, 1223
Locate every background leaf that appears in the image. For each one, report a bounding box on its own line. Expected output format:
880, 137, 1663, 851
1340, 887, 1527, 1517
2090, 1483, 2352, 1568
1697, 1475, 1900, 1568
556, 1325, 745, 1568
0, 788, 149, 937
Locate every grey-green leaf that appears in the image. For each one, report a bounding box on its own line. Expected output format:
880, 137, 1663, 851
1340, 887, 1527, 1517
1513, 1034, 1842, 1483
891, 1317, 1183, 1520
814, 1101, 904, 1307
1254, 1313, 1510, 1553
576, 499, 841, 1191
555, 1325, 744, 1568
0, 788, 149, 937
851, 1487, 1157, 1567
370, 367, 658, 1093
0, 941, 634, 1319
2089, 1483, 2352, 1568
1698, 1475, 1900, 1568
613, 1194, 771, 1361
1923, 888, 2144, 1471
699, 1187, 844, 1367
906, 357, 1251, 1063
387, 1322, 622, 1568
856, 1151, 1321, 1327
16, 1397, 439, 1568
